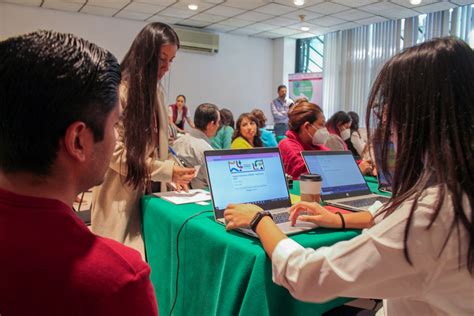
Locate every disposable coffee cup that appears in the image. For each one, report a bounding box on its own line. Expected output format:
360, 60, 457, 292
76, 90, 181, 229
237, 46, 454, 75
299, 174, 322, 203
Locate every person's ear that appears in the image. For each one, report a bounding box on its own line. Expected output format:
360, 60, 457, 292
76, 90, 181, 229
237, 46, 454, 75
62, 122, 92, 162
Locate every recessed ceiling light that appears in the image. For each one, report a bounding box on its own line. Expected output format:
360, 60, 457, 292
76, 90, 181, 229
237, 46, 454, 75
301, 26, 310, 32
188, 4, 198, 10
409, 0, 422, 5
294, 0, 305, 6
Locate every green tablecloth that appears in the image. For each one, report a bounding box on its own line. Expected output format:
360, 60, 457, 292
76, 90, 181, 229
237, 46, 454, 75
141, 176, 387, 316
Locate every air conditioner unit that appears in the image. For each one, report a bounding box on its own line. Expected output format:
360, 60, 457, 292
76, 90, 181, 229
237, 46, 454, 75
174, 27, 219, 54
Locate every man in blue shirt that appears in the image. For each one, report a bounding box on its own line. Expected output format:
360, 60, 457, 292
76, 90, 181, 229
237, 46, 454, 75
270, 85, 293, 137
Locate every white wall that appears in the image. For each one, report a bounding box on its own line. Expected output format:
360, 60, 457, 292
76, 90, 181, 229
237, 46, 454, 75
0, 2, 276, 126
272, 37, 296, 100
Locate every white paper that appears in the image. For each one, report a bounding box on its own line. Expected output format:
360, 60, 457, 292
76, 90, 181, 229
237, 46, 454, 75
154, 189, 211, 205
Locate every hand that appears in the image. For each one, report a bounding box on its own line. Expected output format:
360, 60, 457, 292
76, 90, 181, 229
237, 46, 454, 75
172, 165, 195, 192
359, 160, 376, 176
289, 202, 341, 228
224, 204, 264, 231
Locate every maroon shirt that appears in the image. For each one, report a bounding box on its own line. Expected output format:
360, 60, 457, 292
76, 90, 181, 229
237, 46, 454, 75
278, 130, 330, 179
0, 187, 158, 316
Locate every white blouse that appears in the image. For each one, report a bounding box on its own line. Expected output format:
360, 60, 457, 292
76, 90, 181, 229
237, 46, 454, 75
272, 186, 473, 315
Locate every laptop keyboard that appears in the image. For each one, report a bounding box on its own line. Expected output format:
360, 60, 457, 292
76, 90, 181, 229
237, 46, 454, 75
273, 212, 290, 224
343, 196, 389, 208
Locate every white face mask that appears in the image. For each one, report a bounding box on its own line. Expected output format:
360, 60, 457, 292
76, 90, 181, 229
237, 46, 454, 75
312, 127, 330, 145
341, 129, 351, 141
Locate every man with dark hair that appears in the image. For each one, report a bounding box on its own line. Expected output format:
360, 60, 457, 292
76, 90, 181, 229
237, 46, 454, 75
270, 84, 293, 137
0, 31, 157, 314
173, 103, 220, 189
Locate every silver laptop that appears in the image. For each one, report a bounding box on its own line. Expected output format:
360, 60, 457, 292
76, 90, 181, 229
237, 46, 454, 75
204, 148, 316, 236
301, 151, 390, 212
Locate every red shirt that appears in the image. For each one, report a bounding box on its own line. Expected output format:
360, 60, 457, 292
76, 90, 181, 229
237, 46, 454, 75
0, 187, 158, 316
278, 130, 330, 179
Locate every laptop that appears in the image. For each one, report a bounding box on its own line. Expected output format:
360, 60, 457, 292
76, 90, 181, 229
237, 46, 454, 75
301, 151, 390, 212
204, 148, 316, 236
374, 142, 396, 193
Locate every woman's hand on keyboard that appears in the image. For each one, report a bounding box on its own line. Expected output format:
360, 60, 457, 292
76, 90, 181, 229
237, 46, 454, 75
289, 202, 340, 228
224, 203, 263, 230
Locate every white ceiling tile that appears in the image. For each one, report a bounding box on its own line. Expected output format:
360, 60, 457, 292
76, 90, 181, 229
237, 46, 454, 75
255, 31, 281, 38
191, 12, 227, 22
451, 0, 474, 5
115, 10, 153, 20
309, 15, 346, 26
205, 24, 236, 32
169, 1, 214, 12
42, 1, 83, 11
273, 0, 325, 8
224, 0, 272, 10
331, 0, 379, 8
305, 2, 351, 15
290, 32, 319, 39
236, 11, 273, 22
356, 15, 388, 25
159, 7, 196, 18
332, 8, 374, 21
248, 22, 276, 32
281, 9, 323, 21
124, 2, 165, 14
147, 15, 181, 24
359, 2, 406, 15
177, 19, 211, 27
389, 0, 440, 9
415, 2, 459, 14
80, 4, 117, 16
4, 0, 42, 6
203, 0, 224, 3
204, 5, 246, 17
254, 3, 298, 15
335, 21, 362, 30
218, 18, 254, 27
265, 16, 298, 27
272, 27, 302, 36
229, 28, 261, 35
87, 0, 129, 9
134, 0, 177, 6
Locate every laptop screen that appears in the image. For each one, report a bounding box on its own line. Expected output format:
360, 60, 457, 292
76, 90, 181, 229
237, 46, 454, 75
205, 148, 290, 218
302, 151, 371, 199
374, 142, 395, 191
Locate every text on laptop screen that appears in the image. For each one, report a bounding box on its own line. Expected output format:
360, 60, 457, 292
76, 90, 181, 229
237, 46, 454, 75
304, 153, 367, 195
206, 152, 288, 210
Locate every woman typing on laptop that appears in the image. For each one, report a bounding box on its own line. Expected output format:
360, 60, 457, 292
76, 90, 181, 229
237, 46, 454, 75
224, 37, 473, 315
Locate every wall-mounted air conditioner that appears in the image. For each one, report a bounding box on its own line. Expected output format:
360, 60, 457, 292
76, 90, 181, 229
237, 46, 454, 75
174, 27, 219, 54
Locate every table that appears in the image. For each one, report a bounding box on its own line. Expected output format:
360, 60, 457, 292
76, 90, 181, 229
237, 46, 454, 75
142, 177, 388, 316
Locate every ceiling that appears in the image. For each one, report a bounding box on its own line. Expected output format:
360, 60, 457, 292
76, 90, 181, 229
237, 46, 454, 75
3, 0, 473, 39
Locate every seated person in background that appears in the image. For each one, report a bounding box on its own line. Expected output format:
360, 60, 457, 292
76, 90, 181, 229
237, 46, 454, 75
169, 94, 195, 133
278, 101, 330, 179
0, 31, 157, 314
223, 37, 473, 316
231, 113, 263, 149
324, 111, 351, 151
211, 108, 234, 149
251, 109, 278, 147
173, 103, 220, 189
346, 111, 366, 159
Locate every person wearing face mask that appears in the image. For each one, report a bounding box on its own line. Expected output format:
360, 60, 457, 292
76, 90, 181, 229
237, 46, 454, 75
231, 113, 263, 149
346, 111, 366, 159
324, 111, 351, 151
278, 102, 330, 179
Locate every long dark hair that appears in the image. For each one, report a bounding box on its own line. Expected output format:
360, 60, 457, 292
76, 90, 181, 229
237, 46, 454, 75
232, 113, 263, 147
326, 111, 351, 136
218, 108, 234, 130
366, 37, 474, 273
347, 111, 360, 138
121, 22, 179, 190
